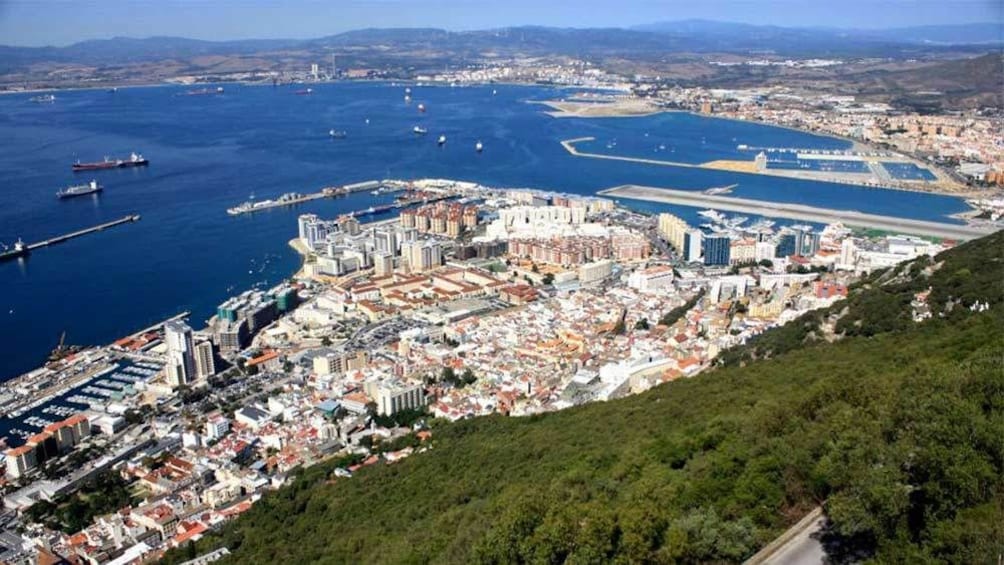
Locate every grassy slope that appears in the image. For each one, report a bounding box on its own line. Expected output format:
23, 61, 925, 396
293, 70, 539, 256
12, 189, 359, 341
166, 232, 1004, 564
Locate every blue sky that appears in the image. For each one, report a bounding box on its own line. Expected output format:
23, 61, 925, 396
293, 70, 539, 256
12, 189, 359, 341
0, 0, 1000, 46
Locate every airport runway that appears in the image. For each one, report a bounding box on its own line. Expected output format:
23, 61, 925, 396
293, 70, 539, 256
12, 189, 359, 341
599, 184, 998, 241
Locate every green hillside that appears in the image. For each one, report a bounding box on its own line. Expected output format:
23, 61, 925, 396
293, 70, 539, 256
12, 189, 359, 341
166, 231, 1004, 564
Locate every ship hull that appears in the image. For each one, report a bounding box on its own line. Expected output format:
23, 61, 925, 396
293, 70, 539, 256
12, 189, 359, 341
72, 160, 148, 172
58, 188, 102, 199
0, 249, 28, 263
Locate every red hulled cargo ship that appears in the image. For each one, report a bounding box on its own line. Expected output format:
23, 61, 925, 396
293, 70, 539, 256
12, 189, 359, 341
72, 152, 148, 172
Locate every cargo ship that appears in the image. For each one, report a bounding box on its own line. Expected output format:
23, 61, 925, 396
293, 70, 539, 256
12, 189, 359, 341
72, 152, 148, 172
57, 180, 102, 199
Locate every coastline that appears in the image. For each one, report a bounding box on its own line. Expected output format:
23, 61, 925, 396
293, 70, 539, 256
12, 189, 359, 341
538, 97, 977, 196
0, 77, 594, 97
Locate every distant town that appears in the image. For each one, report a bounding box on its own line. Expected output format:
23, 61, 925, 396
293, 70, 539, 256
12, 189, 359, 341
0, 175, 976, 563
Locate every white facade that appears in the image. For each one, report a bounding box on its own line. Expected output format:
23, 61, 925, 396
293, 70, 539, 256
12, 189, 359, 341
627, 266, 674, 292
164, 320, 195, 386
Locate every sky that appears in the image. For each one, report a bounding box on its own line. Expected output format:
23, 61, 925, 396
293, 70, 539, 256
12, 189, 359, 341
0, 0, 1001, 46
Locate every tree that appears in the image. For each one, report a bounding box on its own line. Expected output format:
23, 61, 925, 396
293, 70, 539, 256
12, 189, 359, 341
531, 263, 540, 273
759, 259, 773, 268
635, 318, 650, 331
441, 366, 458, 385
461, 368, 477, 386
542, 273, 555, 286
321, 336, 332, 347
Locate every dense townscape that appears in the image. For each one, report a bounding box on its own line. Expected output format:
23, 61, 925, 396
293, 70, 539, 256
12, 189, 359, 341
0, 175, 973, 563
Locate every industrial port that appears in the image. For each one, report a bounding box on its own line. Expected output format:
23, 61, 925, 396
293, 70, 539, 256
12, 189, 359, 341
226, 179, 457, 217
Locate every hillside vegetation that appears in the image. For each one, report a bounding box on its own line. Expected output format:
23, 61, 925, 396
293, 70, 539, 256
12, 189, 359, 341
165, 231, 1003, 564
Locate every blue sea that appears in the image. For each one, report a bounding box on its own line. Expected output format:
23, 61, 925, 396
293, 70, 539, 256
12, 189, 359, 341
0, 82, 969, 380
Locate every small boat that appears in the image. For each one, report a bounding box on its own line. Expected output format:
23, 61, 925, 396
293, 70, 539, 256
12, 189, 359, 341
295, 88, 313, 95
475, 141, 483, 153
405, 87, 412, 95
30, 94, 55, 103
404, 95, 411, 102
329, 129, 347, 139
413, 126, 428, 135
418, 103, 426, 113
437, 135, 447, 146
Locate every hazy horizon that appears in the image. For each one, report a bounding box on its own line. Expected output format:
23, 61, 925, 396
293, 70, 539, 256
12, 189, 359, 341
1, 0, 1001, 47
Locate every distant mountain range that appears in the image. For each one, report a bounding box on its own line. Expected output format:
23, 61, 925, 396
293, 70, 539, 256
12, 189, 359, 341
632, 20, 1003, 45
0, 20, 999, 70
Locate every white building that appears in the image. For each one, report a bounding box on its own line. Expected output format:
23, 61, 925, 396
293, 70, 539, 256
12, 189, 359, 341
374, 383, 426, 416
579, 260, 613, 284
194, 340, 216, 379
627, 265, 674, 292
164, 320, 195, 387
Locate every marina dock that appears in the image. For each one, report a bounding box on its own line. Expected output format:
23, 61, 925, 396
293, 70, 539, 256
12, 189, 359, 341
1, 215, 141, 262
599, 185, 999, 241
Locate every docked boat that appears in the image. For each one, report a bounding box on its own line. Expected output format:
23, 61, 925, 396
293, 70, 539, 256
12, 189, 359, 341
437, 135, 447, 146
698, 209, 725, 223
57, 180, 102, 199
475, 141, 483, 153
0, 239, 28, 262
413, 126, 428, 135
329, 129, 347, 139
72, 152, 148, 172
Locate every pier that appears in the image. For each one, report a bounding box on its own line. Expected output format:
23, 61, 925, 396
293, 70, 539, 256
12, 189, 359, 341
598, 185, 999, 241
1, 215, 141, 262
26, 215, 141, 250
